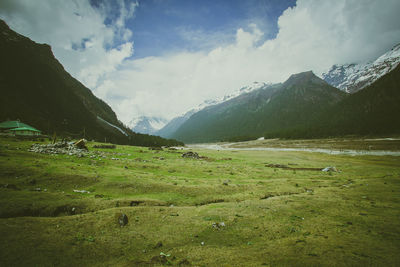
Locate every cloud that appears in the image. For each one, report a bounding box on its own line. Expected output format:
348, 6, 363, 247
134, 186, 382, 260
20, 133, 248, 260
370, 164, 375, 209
1, 0, 400, 125
0, 0, 137, 88
102, 0, 400, 123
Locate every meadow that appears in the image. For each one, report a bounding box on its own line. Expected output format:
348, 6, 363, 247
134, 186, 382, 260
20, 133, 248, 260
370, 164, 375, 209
0, 136, 399, 266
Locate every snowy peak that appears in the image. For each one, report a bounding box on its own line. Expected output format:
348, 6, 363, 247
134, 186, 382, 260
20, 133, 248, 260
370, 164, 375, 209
323, 43, 400, 93
128, 116, 168, 135
194, 81, 270, 112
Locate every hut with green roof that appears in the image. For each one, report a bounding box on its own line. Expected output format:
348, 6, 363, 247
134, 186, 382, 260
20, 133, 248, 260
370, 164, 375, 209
0, 121, 42, 136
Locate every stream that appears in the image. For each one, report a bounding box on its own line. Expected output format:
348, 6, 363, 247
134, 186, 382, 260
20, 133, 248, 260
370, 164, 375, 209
186, 143, 400, 156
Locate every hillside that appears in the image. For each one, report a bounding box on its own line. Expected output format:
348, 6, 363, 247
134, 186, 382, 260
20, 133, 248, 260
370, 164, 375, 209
312, 64, 400, 137
0, 20, 182, 147
172, 72, 346, 143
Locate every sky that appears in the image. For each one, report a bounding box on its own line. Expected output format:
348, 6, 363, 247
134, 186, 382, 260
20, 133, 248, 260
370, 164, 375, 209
1, 0, 400, 125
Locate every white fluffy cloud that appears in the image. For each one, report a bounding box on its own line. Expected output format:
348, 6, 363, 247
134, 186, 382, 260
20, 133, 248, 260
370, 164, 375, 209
0, 0, 136, 88
1, 0, 400, 124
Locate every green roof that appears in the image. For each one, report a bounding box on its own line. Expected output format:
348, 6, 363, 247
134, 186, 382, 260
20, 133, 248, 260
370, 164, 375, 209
0, 121, 32, 129
10, 127, 41, 132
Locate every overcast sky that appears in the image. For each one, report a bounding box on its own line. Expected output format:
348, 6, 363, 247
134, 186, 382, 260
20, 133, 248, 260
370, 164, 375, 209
1, 0, 400, 124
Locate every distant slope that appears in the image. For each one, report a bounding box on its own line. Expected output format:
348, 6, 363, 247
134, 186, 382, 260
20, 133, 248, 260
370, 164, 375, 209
172, 71, 346, 143
156, 110, 196, 138
323, 43, 400, 93
0, 20, 182, 146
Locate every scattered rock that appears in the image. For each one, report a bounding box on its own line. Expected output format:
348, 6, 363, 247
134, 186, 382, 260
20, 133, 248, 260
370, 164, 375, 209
212, 222, 225, 230
118, 213, 129, 226
182, 151, 199, 159
29, 141, 89, 157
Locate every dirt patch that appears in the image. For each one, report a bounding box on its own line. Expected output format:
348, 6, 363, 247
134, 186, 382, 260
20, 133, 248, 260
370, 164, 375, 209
196, 199, 225, 206
265, 163, 322, 171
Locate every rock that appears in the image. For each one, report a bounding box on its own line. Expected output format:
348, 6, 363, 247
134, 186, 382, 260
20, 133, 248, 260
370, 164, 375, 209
182, 151, 199, 159
322, 166, 338, 172
222, 180, 230, 186
118, 213, 129, 226
74, 139, 88, 150
73, 189, 90, 194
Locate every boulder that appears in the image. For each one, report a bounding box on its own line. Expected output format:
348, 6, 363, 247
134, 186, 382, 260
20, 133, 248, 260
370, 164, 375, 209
74, 139, 88, 150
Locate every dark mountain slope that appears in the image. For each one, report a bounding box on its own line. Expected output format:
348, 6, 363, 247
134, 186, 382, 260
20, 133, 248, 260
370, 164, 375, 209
0, 20, 182, 146
311, 64, 400, 137
172, 72, 346, 143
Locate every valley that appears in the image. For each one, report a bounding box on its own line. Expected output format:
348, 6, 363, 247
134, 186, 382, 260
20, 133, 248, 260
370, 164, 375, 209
1, 136, 400, 266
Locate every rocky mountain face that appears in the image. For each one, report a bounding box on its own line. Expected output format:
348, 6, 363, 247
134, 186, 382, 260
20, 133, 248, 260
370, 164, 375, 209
323, 43, 400, 93
0, 20, 183, 147
128, 116, 168, 135
156, 82, 270, 138
171, 71, 346, 143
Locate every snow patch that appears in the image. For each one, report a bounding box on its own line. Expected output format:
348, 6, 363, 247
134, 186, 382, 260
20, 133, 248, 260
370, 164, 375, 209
322, 43, 400, 93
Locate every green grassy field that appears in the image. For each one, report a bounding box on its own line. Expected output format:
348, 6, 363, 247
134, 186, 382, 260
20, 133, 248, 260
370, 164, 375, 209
1, 136, 400, 266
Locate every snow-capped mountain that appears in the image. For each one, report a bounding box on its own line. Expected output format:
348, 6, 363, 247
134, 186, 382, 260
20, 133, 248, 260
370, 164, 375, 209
128, 116, 168, 135
323, 43, 400, 93
156, 81, 270, 138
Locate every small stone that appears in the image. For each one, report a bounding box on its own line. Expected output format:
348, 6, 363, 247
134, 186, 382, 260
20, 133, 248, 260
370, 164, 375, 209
222, 180, 230, 186
118, 213, 129, 226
